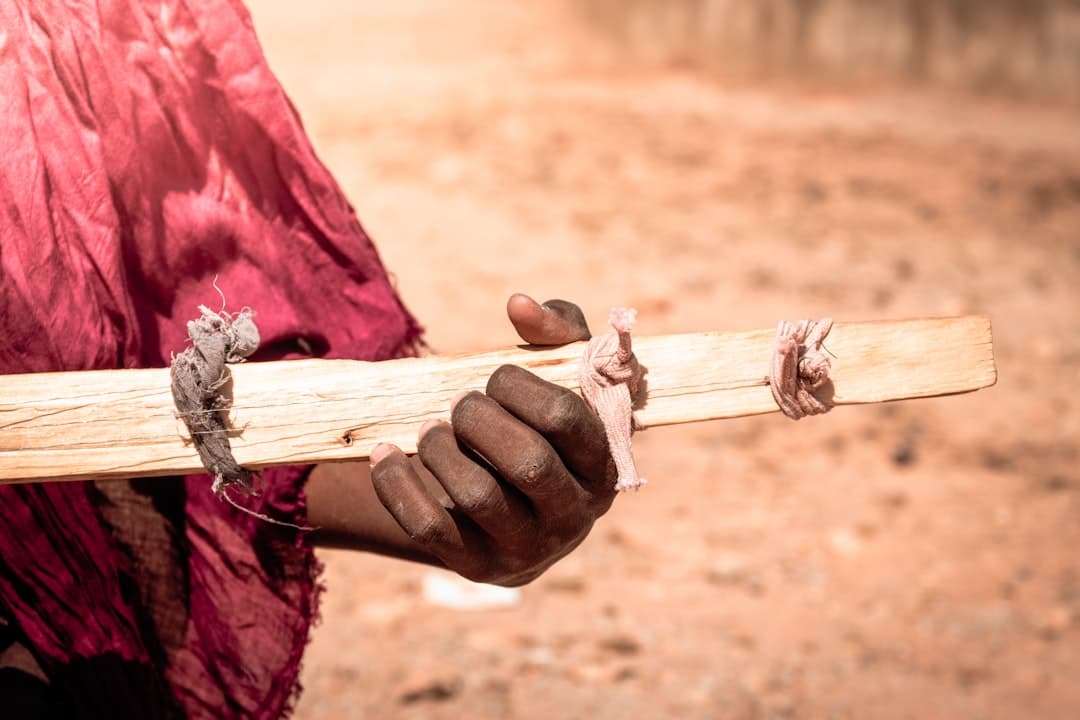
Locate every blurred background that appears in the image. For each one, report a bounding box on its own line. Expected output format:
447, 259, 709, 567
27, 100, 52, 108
245, 1, 1079, 717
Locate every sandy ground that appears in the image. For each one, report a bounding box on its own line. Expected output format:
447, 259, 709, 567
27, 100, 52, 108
244, 2, 1080, 718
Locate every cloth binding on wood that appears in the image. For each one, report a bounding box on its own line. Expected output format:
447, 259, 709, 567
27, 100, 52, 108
170, 305, 260, 497
580, 308, 647, 492
769, 318, 835, 420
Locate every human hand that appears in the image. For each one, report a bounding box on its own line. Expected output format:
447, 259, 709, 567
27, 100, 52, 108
369, 294, 617, 586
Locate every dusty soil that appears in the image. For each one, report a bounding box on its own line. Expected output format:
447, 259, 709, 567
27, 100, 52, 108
245, 2, 1080, 718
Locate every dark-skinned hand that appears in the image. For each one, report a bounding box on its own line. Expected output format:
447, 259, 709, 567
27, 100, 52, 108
368, 293, 617, 587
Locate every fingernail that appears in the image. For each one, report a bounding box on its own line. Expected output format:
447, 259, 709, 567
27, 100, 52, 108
419, 420, 445, 440
508, 292, 540, 313
370, 442, 397, 466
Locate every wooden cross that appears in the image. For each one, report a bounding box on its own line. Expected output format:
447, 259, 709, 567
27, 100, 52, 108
0, 316, 996, 484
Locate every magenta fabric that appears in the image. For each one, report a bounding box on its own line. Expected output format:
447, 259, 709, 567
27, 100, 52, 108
0, 0, 421, 717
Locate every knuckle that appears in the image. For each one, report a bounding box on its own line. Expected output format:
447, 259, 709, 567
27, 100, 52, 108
509, 441, 558, 485
453, 469, 500, 515
409, 514, 452, 548
537, 388, 586, 432
458, 558, 499, 584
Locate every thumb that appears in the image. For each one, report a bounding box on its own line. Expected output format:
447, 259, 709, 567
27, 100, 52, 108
507, 293, 591, 346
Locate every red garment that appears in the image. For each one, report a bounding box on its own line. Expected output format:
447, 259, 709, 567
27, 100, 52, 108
0, 0, 421, 717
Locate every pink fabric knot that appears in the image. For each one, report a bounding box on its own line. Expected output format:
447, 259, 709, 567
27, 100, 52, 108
580, 307, 646, 492
769, 318, 835, 420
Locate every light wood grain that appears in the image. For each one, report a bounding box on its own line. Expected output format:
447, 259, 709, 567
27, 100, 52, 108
0, 316, 996, 483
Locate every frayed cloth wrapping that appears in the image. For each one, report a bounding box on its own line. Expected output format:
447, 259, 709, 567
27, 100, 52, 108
579, 308, 647, 492
769, 318, 835, 420
171, 306, 260, 497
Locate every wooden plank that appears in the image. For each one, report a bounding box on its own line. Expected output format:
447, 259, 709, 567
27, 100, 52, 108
0, 316, 996, 484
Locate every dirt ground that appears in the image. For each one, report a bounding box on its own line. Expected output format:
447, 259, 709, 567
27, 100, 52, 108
245, 2, 1080, 718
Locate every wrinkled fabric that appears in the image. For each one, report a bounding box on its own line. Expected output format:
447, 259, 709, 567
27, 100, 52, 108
0, 0, 422, 717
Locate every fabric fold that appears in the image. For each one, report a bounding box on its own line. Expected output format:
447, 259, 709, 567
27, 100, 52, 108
0, 1, 422, 716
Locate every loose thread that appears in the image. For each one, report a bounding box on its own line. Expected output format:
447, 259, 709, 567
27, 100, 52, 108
579, 307, 647, 492
769, 317, 835, 420
221, 486, 313, 531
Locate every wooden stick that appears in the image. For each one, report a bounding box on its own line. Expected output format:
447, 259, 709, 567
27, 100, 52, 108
0, 316, 995, 484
